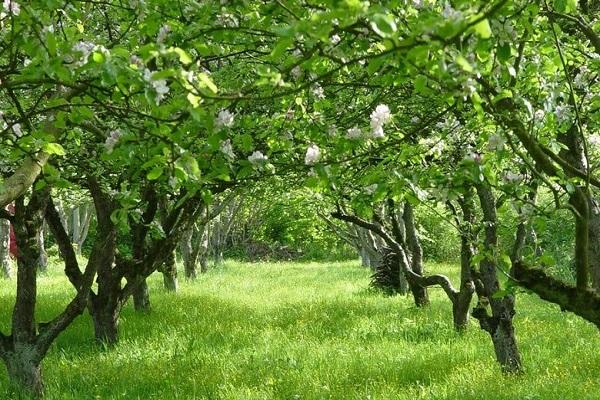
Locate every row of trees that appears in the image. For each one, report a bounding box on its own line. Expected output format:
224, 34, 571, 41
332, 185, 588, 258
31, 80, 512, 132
1, 0, 600, 397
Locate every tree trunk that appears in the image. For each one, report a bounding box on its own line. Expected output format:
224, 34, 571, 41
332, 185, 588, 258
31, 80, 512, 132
2, 189, 48, 396
90, 303, 120, 345
0, 217, 12, 278
450, 193, 477, 332
199, 254, 208, 273
588, 199, 600, 289
161, 251, 178, 292
132, 279, 151, 312
35, 222, 47, 273
180, 226, 198, 279
474, 184, 522, 373
403, 203, 429, 306
87, 178, 120, 344
453, 288, 473, 331
3, 347, 43, 398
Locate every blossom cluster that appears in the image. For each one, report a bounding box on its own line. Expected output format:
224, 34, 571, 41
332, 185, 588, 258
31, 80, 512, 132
143, 69, 170, 105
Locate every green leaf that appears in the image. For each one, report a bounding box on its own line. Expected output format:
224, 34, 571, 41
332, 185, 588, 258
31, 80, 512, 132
492, 89, 513, 104
187, 93, 201, 108
198, 73, 218, 93
414, 75, 428, 94
92, 52, 105, 63
455, 55, 473, 73
370, 14, 397, 38
472, 19, 492, 39
497, 43, 511, 63
173, 47, 193, 65
43, 143, 66, 156
147, 167, 163, 180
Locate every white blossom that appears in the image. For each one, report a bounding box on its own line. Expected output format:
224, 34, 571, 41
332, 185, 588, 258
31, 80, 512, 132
573, 66, 589, 90
534, 109, 545, 122
371, 124, 385, 139
142, 69, 169, 104
464, 152, 482, 164
2, 0, 20, 15
504, 171, 523, 183
370, 104, 391, 126
72, 41, 96, 66
291, 66, 301, 80
411, 116, 421, 124
216, 109, 235, 129
312, 85, 325, 99
330, 34, 341, 45
442, 3, 462, 20
248, 151, 268, 166
153, 79, 170, 104
365, 184, 378, 194
220, 139, 235, 160
370, 104, 392, 139
157, 25, 170, 44
487, 134, 505, 152
130, 55, 144, 69
12, 123, 22, 137
554, 104, 571, 124
328, 125, 338, 137
304, 144, 321, 165
589, 134, 600, 147
346, 126, 363, 140
104, 129, 122, 153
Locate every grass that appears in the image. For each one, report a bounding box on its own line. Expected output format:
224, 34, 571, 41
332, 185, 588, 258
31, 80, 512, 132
1, 259, 600, 399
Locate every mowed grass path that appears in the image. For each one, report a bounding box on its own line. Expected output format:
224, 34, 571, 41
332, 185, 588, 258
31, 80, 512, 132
1, 260, 600, 399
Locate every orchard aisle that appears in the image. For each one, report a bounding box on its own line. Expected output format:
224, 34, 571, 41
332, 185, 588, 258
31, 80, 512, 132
1, 260, 599, 400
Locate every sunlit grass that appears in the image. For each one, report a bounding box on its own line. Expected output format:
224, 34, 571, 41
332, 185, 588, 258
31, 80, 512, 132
1, 259, 600, 399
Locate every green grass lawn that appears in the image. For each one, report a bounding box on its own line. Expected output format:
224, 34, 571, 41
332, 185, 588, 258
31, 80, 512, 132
1, 260, 600, 399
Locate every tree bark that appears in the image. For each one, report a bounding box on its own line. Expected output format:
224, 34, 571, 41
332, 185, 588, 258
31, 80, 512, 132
86, 178, 120, 344
403, 203, 428, 306
90, 302, 120, 345
132, 279, 151, 312
3, 347, 44, 398
35, 222, 47, 273
0, 217, 12, 279
161, 250, 178, 292
474, 184, 522, 373
180, 225, 198, 279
